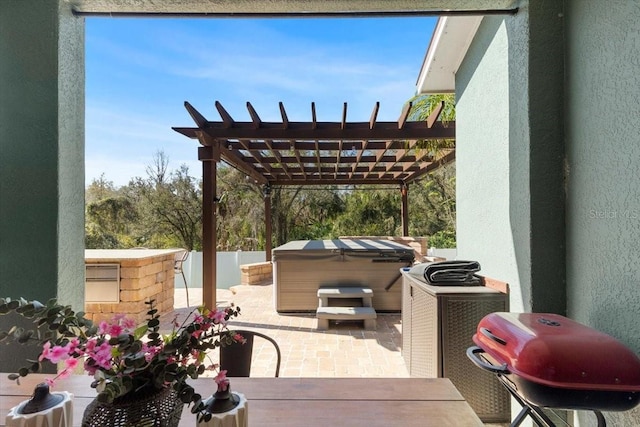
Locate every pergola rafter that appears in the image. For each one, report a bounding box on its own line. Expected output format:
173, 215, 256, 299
173, 100, 455, 186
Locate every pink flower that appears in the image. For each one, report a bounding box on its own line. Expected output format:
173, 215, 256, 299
98, 321, 109, 335
121, 317, 136, 331
214, 370, 229, 392
93, 342, 113, 370
233, 333, 246, 344
108, 324, 123, 336
142, 343, 162, 362
85, 338, 98, 352
58, 358, 79, 381
45, 377, 55, 388
47, 344, 71, 364
68, 338, 82, 356
65, 357, 79, 370
211, 310, 227, 325
39, 341, 52, 362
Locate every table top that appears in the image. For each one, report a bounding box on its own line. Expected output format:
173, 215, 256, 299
1, 375, 483, 426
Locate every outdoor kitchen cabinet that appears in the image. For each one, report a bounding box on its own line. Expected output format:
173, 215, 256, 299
401, 270, 510, 423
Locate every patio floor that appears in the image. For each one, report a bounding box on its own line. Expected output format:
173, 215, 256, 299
161, 283, 408, 378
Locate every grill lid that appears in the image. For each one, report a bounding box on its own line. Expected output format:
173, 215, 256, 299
473, 312, 640, 392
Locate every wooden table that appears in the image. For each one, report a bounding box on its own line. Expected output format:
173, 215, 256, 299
1, 375, 484, 426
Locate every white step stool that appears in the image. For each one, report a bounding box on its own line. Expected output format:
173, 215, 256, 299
316, 287, 376, 330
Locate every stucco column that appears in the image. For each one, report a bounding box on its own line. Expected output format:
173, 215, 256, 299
0, 1, 85, 369
504, 0, 566, 314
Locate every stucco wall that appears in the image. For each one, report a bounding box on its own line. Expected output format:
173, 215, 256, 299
0, 1, 85, 309
455, 17, 528, 311
565, 1, 640, 424
456, 1, 566, 316
0, 0, 85, 371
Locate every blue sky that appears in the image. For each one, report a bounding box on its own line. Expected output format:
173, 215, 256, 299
85, 17, 436, 187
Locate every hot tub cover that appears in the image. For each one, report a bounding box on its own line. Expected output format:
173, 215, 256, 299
272, 239, 415, 262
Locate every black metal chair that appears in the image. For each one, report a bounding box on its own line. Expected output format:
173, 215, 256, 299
220, 330, 282, 377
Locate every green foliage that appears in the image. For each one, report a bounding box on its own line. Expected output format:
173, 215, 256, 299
408, 162, 456, 236
407, 93, 456, 152
429, 229, 457, 248
331, 189, 401, 237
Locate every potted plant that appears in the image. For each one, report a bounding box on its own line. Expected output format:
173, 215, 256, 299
0, 297, 243, 426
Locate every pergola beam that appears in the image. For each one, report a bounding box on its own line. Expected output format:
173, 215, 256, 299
174, 122, 454, 140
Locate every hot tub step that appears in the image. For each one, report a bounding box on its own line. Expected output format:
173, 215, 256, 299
316, 306, 377, 330
317, 286, 374, 307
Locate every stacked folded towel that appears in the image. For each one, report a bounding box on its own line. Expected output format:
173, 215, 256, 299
408, 260, 482, 286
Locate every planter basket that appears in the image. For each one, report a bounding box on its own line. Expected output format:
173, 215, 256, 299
82, 386, 184, 427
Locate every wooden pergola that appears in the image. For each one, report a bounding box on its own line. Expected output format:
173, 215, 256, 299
173, 100, 455, 308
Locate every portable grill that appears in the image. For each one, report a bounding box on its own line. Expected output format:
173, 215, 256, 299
466, 312, 640, 427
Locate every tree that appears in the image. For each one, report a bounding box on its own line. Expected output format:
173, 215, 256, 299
331, 188, 401, 237
215, 166, 264, 250
409, 162, 456, 237
287, 187, 345, 240
406, 93, 456, 157
85, 175, 138, 248
405, 93, 457, 245
124, 151, 203, 250
86, 174, 117, 204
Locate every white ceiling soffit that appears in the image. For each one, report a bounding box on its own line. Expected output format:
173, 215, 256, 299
67, 0, 518, 15
416, 16, 482, 94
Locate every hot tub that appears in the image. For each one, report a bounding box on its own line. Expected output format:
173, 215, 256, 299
272, 239, 415, 312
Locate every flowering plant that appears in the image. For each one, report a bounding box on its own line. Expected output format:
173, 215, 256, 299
0, 297, 243, 412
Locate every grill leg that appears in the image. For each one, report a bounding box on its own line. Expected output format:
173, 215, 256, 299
510, 407, 533, 427
508, 393, 554, 427
498, 375, 556, 427
527, 404, 558, 427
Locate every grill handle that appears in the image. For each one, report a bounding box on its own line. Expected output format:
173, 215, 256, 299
466, 346, 510, 374
479, 327, 507, 345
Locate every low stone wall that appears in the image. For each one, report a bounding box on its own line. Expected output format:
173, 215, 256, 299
84, 250, 178, 324
339, 236, 429, 262
240, 261, 273, 285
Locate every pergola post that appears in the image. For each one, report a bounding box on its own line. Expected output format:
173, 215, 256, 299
264, 185, 273, 262
199, 145, 220, 310
401, 183, 409, 237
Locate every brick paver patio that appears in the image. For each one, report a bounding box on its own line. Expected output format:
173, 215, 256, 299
162, 283, 409, 378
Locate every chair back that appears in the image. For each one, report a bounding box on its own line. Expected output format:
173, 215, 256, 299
174, 250, 189, 273
220, 330, 281, 377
